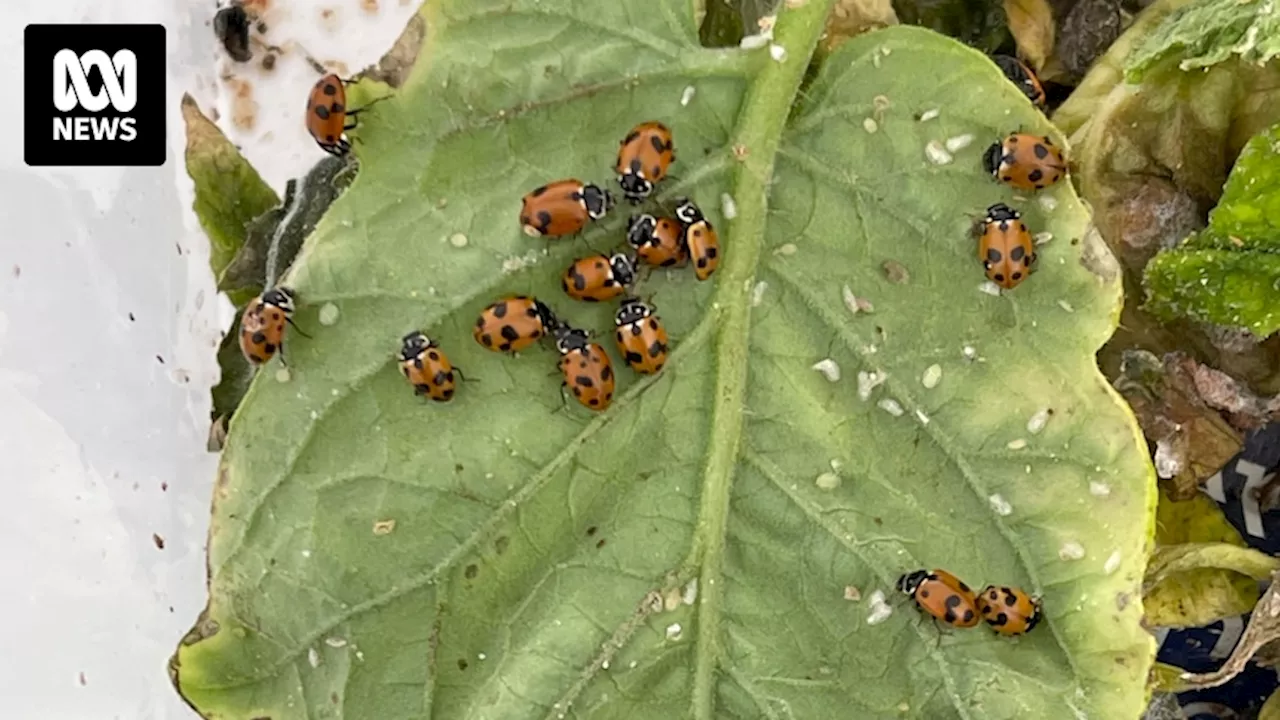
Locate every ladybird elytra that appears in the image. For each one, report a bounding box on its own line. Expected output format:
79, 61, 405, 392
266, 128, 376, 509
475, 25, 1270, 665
977, 203, 1037, 290
553, 324, 616, 411
896, 568, 981, 628
520, 179, 615, 237
473, 296, 557, 354
398, 331, 458, 402
616, 121, 675, 202
239, 286, 299, 365
614, 297, 670, 375
982, 132, 1067, 191
976, 585, 1042, 636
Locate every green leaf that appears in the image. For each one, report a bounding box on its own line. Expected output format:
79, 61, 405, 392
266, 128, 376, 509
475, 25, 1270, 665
172, 2, 1154, 718
1144, 122, 1280, 336
1125, 0, 1280, 82
181, 93, 279, 280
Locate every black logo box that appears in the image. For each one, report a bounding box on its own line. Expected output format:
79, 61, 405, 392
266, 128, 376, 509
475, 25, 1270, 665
24, 24, 166, 167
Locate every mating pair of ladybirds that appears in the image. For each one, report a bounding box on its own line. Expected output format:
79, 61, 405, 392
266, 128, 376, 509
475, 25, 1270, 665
896, 568, 1042, 637
519, 121, 676, 239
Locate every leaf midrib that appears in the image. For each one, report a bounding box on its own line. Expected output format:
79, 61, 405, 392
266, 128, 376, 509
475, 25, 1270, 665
687, 2, 838, 718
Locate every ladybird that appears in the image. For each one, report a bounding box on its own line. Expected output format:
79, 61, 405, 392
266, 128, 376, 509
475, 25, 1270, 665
473, 296, 557, 354
992, 54, 1046, 108
626, 214, 688, 267
239, 287, 302, 365
562, 253, 636, 302
976, 585, 1042, 636
214, 2, 252, 62
397, 331, 457, 402
982, 133, 1067, 191
520, 179, 615, 238
305, 74, 362, 156
896, 569, 980, 628
614, 297, 670, 375
616, 121, 675, 202
675, 199, 720, 281
977, 203, 1036, 290
553, 325, 616, 411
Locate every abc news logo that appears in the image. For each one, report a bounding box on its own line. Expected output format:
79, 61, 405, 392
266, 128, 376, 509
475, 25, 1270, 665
25, 25, 165, 166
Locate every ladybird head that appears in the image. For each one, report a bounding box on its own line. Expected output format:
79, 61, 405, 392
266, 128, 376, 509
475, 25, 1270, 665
615, 296, 651, 327
582, 184, 615, 219
673, 197, 704, 226
985, 203, 1020, 223
608, 253, 637, 286
981, 142, 1004, 177
552, 324, 590, 355
399, 331, 432, 361
262, 287, 296, 315
626, 214, 657, 249
618, 172, 654, 203
895, 570, 929, 596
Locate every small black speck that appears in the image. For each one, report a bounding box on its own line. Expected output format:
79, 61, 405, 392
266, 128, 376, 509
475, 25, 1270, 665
155, 355, 165, 364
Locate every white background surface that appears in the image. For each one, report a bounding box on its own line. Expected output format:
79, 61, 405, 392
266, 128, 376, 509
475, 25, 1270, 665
0, 0, 414, 717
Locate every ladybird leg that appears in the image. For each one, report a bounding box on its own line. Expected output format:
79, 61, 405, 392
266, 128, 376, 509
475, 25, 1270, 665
454, 366, 476, 383
285, 317, 312, 339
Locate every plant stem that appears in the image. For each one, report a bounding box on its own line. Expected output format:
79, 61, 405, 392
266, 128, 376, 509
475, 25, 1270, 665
689, 1, 837, 718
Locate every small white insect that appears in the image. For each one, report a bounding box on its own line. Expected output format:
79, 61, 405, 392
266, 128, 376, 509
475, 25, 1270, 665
988, 494, 1013, 516
751, 281, 768, 307
769, 44, 788, 63
1089, 481, 1111, 497
863, 118, 879, 133
918, 108, 940, 122
812, 358, 841, 382
945, 134, 975, 152
1007, 438, 1028, 450
666, 623, 683, 640
1104, 550, 1122, 575
815, 472, 840, 490
318, 302, 340, 325
680, 86, 696, 106
925, 140, 953, 165
449, 233, 468, 248
978, 281, 1002, 296
922, 364, 942, 389
1026, 408, 1051, 434
1059, 541, 1086, 561
877, 398, 904, 416
866, 590, 894, 625
720, 192, 737, 219
1034, 232, 1054, 245
857, 370, 887, 400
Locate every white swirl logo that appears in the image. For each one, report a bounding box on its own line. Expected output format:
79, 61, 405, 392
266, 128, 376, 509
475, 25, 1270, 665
52, 49, 137, 112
